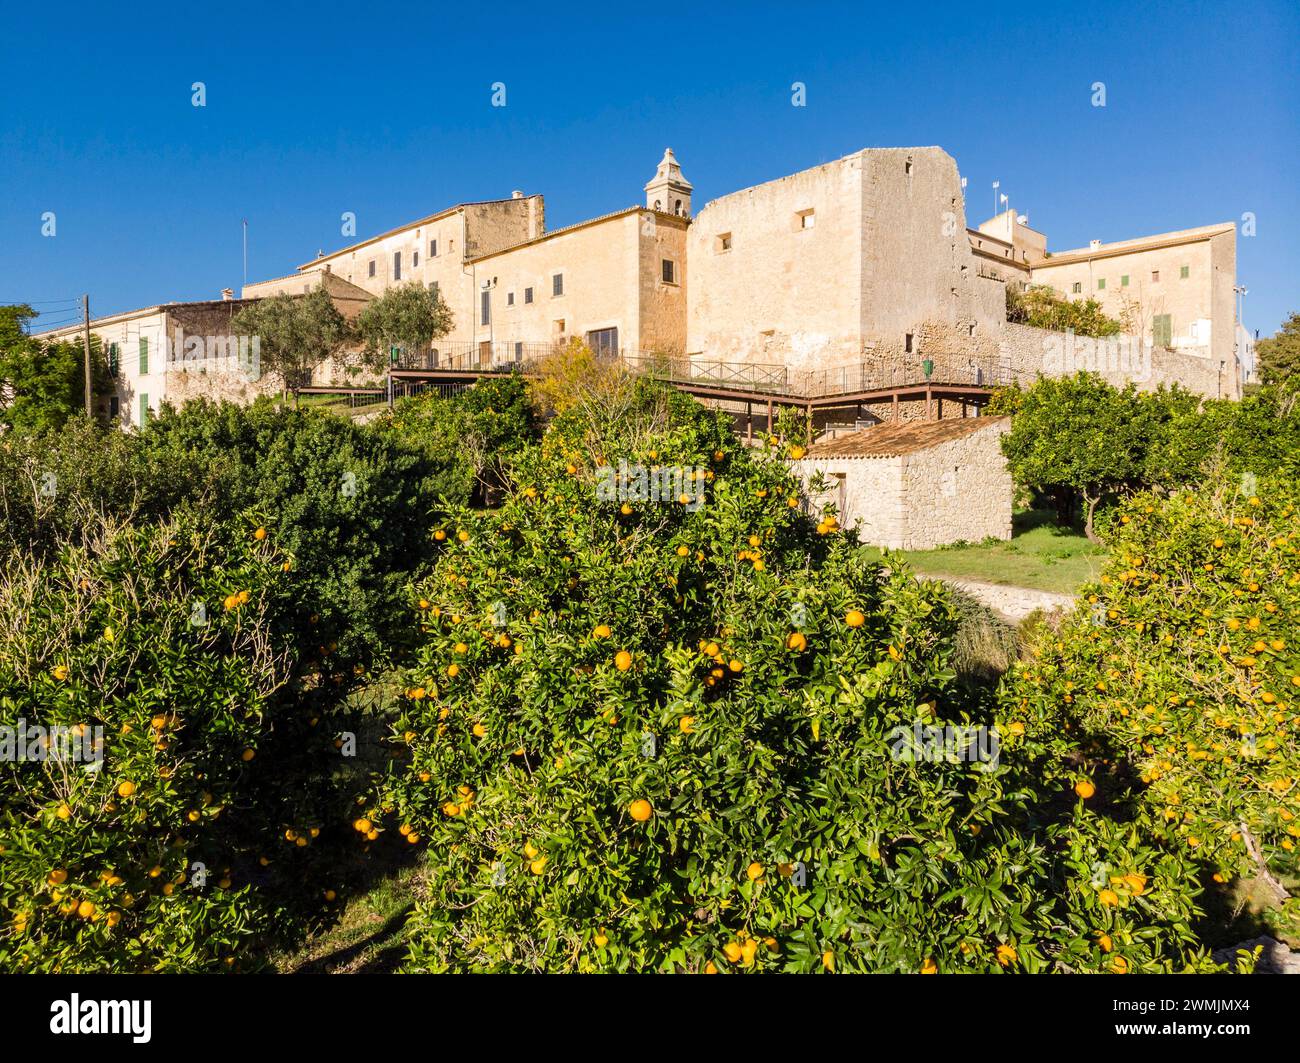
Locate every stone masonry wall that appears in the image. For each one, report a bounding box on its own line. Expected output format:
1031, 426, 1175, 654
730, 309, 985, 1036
898, 423, 1012, 549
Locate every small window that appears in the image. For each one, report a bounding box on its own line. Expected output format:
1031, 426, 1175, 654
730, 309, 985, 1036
393, 252, 402, 281
139, 393, 150, 426
524, 287, 534, 304
1121, 274, 1130, 287
716, 233, 732, 253
905, 159, 913, 176
430, 239, 438, 257
1152, 314, 1172, 347
797, 209, 815, 230
109, 395, 119, 419
661, 259, 676, 284
1180, 265, 1189, 279
904, 333, 914, 354
138, 337, 149, 375
429, 281, 440, 300
1097, 278, 1106, 290
1151, 270, 1160, 283
369, 260, 377, 278
507, 291, 515, 306
514, 342, 523, 362
108, 341, 119, 377
552, 273, 564, 297
481, 290, 491, 325
413, 250, 419, 268
1071, 282, 1082, 294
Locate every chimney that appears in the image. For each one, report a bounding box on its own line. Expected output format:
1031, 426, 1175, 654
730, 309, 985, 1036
1089, 239, 1101, 250
220, 288, 234, 301
512, 190, 524, 199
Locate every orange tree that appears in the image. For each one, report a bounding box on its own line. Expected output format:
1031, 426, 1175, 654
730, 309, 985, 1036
1006, 478, 1300, 939
0, 510, 352, 971
368, 378, 1214, 972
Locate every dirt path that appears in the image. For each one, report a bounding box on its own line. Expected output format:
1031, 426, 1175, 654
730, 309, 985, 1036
929, 575, 1075, 622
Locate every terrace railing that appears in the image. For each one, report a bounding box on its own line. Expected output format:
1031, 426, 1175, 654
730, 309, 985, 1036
381, 342, 1010, 400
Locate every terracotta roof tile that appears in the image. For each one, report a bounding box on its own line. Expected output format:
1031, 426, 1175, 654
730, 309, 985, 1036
803, 417, 1008, 458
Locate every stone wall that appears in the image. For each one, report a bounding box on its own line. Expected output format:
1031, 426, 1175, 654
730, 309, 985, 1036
470, 211, 643, 352
790, 420, 1011, 550
637, 212, 689, 354
898, 421, 1012, 549
686, 151, 866, 371
793, 454, 907, 546
998, 321, 1227, 397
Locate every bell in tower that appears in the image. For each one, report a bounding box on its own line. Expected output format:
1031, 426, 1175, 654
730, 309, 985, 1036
644, 148, 693, 217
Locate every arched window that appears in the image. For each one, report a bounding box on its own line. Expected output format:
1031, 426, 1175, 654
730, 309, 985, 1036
654, 199, 661, 210
674, 199, 683, 214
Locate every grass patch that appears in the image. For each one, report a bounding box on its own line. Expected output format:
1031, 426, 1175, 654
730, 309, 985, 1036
273, 862, 422, 974
862, 509, 1104, 595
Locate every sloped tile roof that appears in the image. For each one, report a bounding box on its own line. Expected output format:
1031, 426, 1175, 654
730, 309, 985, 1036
804, 416, 1008, 458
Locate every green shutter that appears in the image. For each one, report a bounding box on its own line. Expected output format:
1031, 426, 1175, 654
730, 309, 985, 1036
109, 342, 119, 376
1152, 314, 1172, 348
1180, 265, 1189, 279
1097, 278, 1106, 290
139, 393, 150, 425
139, 336, 149, 375
1121, 275, 1129, 287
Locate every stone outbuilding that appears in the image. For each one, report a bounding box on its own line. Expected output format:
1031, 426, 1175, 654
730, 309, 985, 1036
791, 417, 1012, 549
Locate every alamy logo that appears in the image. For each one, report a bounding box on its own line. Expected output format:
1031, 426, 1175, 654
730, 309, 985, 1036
886, 721, 1001, 768
1040, 330, 1151, 382
1, 720, 104, 764
595, 461, 706, 511
49, 995, 151, 1043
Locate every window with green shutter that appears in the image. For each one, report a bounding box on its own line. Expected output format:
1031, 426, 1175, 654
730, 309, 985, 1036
139, 393, 150, 425
1180, 265, 1189, 279
1097, 278, 1105, 290
1152, 314, 1172, 348
1121, 275, 1129, 287
138, 337, 149, 375
108, 342, 119, 376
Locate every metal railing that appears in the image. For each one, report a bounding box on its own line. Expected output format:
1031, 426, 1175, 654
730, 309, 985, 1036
291, 386, 389, 415
621, 353, 790, 393
381, 342, 1010, 401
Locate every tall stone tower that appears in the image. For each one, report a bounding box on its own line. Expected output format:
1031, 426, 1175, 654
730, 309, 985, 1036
645, 148, 693, 217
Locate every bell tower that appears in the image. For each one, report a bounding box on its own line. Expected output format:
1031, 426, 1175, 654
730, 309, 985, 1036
644, 147, 692, 217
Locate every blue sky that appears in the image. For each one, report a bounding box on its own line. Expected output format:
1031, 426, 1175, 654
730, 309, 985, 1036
2, 0, 1296, 335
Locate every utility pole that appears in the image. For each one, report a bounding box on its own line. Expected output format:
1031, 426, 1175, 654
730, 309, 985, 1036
81, 294, 92, 417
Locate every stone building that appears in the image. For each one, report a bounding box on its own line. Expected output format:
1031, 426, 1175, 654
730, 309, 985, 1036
40, 143, 1247, 427
686, 147, 1001, 376
32, 295, 272, 428
790, 417, 1012, 549
244, 152, 692, 363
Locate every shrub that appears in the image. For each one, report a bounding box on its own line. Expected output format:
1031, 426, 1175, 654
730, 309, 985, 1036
0, 418, 159, 558
138, 399, 439, 670
366, 385, 1214, 972
0, 511, 348, 971
379, 373, 540, 505
1007, 478, 1300, 934
1005, 284, 1122, 338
